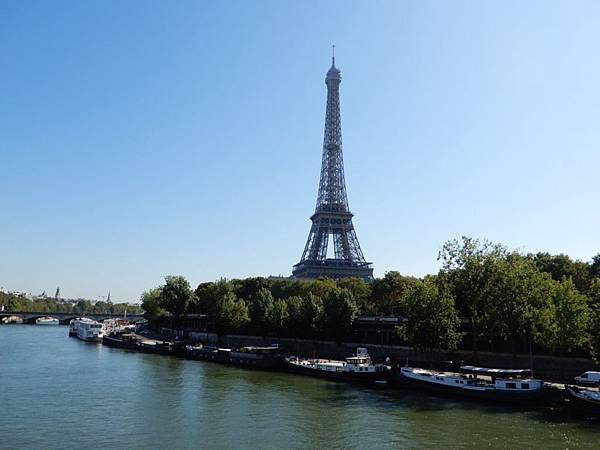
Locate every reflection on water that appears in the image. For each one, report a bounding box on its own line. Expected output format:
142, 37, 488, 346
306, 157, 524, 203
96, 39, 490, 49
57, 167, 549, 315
0, 326, 598, 449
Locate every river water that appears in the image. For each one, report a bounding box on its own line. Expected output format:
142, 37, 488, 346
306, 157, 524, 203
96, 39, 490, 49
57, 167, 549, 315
0, 326, 598, 450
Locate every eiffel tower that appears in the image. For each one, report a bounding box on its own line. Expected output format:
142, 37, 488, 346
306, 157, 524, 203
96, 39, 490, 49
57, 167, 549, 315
292, 50, 373, 281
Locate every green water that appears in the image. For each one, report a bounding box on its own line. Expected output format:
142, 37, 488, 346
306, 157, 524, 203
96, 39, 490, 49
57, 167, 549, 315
0, 326, 598, 450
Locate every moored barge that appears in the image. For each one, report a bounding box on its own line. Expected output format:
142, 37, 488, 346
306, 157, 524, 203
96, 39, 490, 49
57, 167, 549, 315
185, 344, 231, 364
392, 365, 544, 403
228, 346, 284, 370
285, 347, 390, 385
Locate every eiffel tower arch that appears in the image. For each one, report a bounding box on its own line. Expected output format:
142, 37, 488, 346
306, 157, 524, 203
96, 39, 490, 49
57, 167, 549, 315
292, 51, 373, 282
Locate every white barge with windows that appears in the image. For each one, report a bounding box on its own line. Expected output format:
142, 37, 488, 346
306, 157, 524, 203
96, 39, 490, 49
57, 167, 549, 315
69, 318, 104, 342
392, 365, 544, 402
284, 348, 390, 384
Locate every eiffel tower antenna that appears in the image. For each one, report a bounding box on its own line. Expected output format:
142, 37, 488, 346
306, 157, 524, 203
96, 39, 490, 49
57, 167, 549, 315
292, 51, 373, 281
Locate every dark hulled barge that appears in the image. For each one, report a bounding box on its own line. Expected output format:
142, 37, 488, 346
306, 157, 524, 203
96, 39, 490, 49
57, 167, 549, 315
228, 346, 284, 370
284, 348, 390, 385
185, 344, 231, 364
391, 365, 544, 403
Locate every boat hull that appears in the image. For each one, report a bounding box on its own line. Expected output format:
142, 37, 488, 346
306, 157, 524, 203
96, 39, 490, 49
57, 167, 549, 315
285, 361, 389, 385
77, 335, 103, 343
566, 387, 600, 416
228, 353, 283, 370
186, 348, 231, 364
102, 335, 139, 350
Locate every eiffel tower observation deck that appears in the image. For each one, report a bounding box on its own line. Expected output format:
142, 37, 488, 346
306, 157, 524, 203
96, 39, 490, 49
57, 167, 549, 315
292, 50, 374, 282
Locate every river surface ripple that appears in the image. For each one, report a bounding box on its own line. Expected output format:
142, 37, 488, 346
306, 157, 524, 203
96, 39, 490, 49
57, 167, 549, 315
0, 326, 599, 450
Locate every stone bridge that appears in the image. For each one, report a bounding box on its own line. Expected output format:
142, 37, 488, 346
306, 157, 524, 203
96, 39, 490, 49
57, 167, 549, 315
0, 311, 145, 325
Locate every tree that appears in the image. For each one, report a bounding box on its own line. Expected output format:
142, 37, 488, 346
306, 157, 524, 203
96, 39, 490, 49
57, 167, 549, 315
587, 278, 600, 309
73, 299, 94, 315
195, 279, 234, 320
536, 278, 590, 374
336, 278, 372, 315
590, 254, 600, 279
531, 252, 591, 294
302, 293, 324, 337
492, 253, 554, 366
285, 295, 305, 337
160, 275, 197, 329
370, 271, 418, 315
322, 289, 358, 341
141, 287, 165, 324
216, 292, 250, 331
396, 279, 462, 353
248, 288, 275, 332
438, 236, 506, 360
302, 278, 338, 302
268, 299, 289, 335
590, 306, 600, 363
234, 277, 273, 302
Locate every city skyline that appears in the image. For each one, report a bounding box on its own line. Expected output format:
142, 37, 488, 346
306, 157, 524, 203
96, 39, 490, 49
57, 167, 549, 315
2, 1, 600, 301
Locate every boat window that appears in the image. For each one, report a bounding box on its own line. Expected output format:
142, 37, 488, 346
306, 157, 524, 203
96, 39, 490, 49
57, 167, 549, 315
521, 383, 530, 389
506, 382, 517, 389
582, 374, 588, 379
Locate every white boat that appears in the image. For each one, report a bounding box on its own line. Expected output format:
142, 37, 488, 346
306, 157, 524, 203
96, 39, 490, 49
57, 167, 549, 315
70, 318, 104, 342
285, 347, 390, 384
68, 317, 85, 336
393, 365, 544, 402
1, 315, 23, 324
101, 318, 136, 335
35, 316, 59, 325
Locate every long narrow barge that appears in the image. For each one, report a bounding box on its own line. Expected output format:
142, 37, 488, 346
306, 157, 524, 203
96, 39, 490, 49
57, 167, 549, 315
391, 365, 545, 404
103, 331, 181, 355
186, 344, 284, 369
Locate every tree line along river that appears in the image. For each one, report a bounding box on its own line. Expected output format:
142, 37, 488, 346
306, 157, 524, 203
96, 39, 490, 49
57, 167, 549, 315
0, 325, 599, 450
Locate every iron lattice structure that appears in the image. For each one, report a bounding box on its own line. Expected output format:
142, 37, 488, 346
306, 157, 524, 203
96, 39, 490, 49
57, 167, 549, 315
292, 54, 373, 281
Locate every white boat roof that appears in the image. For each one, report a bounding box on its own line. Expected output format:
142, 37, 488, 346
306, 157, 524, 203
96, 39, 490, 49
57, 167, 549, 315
460, 366, 532, 376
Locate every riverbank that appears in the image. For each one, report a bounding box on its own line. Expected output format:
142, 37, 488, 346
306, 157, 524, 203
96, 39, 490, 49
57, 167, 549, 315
200, 333, 599, 383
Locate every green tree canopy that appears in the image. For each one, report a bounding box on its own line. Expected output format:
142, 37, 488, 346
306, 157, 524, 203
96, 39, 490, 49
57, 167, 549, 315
396, 278, 462, 353
492, 253, 554, 366
322, 288, 358, 341
438, 236, 506, 359
536, 277, 591, 357
141, 287, 165, 324
249, 287, 275, 332
160, 275, 197, 325
268, 299, 289, 334
216, 292, 250, 331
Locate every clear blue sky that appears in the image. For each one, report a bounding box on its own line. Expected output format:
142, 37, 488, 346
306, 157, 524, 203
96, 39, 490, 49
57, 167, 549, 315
2, 1, 599, 302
